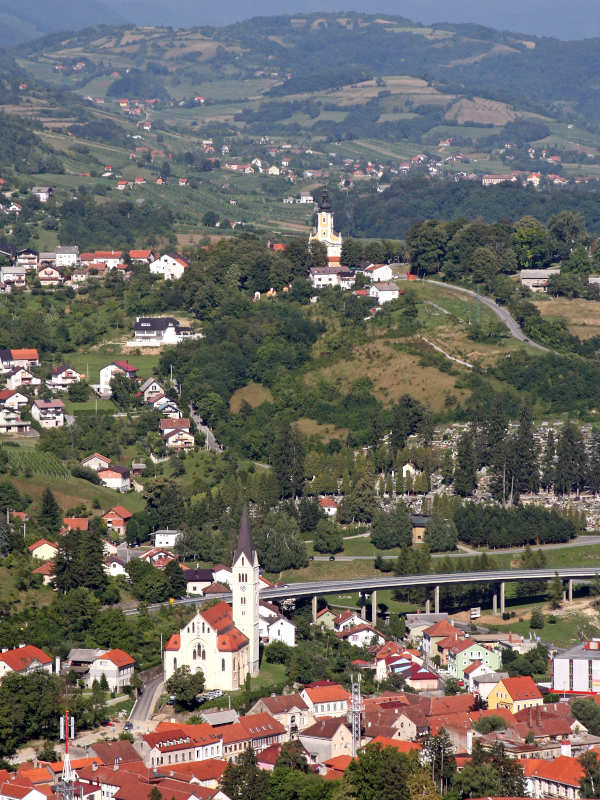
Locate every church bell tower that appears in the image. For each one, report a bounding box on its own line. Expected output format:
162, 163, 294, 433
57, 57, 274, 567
231, 505, 260, 676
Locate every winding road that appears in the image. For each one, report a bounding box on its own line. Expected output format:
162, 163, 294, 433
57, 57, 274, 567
424, 279, 551, 353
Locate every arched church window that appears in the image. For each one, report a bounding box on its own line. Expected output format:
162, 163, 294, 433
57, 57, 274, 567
173, 658, 177, 670
192, 650, 196, 660
222, 658, 225, 671
202, 649, 206, 660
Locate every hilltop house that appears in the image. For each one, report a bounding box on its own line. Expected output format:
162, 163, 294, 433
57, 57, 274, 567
28, 539, 58, 561
369, 281, 400, 305
6, 367, 41, 391
149, 253, 190, 280
81, 453, 111, 472
10, 349, 40, 368
138, 377, 165, 402
0, 408, 31, 434
0, 389, 28, 410
55, 246, 80, 268
132, 316, 192, 346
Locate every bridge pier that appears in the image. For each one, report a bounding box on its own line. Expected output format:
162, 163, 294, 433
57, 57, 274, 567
425, 598, 431, 614
500, 582, 505, 615
434, 585, 440, 614
568, 579, 573, 602
361, 603, 367, 620
493, 593, 498, 615
371, 590, 377, 623
312, 595, 317, 623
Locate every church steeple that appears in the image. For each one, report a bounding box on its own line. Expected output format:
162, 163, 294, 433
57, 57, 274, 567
231, 504, 260, 677
234, 504, 255, 563
319, 188, 331, 212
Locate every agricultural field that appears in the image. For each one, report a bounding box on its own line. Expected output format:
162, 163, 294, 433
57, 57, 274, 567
533, 297, 600, 340
2, 447, 70, 479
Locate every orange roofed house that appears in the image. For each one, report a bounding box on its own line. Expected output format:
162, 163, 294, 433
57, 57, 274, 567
300, 683, 350, 718
102, 505, 133, 537
138, 722, 223, 767
87, 648, 135, 691
0, 644, 52, 680
488, 676, 543, 714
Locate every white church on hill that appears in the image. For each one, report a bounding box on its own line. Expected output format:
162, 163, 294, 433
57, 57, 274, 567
164, 507, 264, 691
309, 189, 343, 263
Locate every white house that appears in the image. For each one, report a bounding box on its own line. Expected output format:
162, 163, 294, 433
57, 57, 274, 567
99, 360, 137, 393
87, 648, 135, 690
97, 465, 131, 492
259, 602, 296, 647
364, 264, 393, 282
309, 266, 344, 288
336, 623, 384, 648
182, 568, 215, 596
0, 265, 26, 287
0, 408, 31, 434
369, 281, 400, 305
319, 497, 338, 516
31, 186, 54, 203
0, 389, 28, 410
47, 365, 81, 389
0, 644, 52, 680
164, 429, 195, 451
55, 246, 80, 268
103, 557, 127, 578
153, 529, 182, 548
132, 316, 192, 346
81, 453, 111, 472
138, 377, 165, 402
149, 253, 190, 280
37, 266, 63, 287
31, 398, 65, 428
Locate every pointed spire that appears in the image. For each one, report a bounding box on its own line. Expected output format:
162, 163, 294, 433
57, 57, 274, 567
234, 504, 255, 563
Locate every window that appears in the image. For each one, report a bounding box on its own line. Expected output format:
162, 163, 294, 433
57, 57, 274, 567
222, 658, 226, 671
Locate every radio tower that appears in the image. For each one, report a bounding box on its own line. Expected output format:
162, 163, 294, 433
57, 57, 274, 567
56, 711, 77, 800
350, 673, 364, 757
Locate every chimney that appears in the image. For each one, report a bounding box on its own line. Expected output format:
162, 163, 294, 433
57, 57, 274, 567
92, 762, 98, 773
113, 756, 119, 772
561, 739, 572, 757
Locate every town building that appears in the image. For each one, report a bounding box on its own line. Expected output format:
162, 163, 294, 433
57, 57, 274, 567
553, 639, 600, 694
28, 539, 58, 561
97, 465, 131, 492
102, 505, 132, 537
248, 694, 313, 739
300, 683, 350, 719
520, 268, 561, 293
47, 365, 81, 389
369, 281, 400, 305
299, 718, 352, 764
82, 453, 111, 472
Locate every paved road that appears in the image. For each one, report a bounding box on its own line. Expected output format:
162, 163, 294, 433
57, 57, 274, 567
189, 404, 222, 452
309, 535, 600, 561
424, 279, 551, 353
129, 674, 163, 723
123, 566, 600, 615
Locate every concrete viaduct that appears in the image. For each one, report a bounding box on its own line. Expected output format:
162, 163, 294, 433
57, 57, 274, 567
126, 567, 600, 620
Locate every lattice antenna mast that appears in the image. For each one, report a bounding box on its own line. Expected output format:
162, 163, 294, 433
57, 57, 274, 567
350, 673, 364, 757
57, 711, 78, 800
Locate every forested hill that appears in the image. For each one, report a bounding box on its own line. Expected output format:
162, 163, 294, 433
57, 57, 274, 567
335, 176, 600, 239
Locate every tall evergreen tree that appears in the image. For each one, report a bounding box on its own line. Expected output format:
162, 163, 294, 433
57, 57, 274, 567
511, 404, 539, 500
454, 430, 477, 497
589, 433, 600, 495
555, 422, 587, 495
271, 420, 305, 499
541, 429, 556, 491
37, 488, 61, 534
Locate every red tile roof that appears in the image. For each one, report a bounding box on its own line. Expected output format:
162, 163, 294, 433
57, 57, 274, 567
96, 648, 135, 668
524, 755, 584, 786
501, 676, 542, 701
319, 497, 338, 508
28, 539, 58, 553
0, 644, 51, 672
32, 561, 55, 576
103, 505, 133, 520
304, 684, 350, 704
112, 360, 137, 372
164, 633, 180, 651
423, 619, 457, 638
370, 737, 422, 753
301, 717, 349, 740
11, 348, 39, 361
62, 517, 89, 531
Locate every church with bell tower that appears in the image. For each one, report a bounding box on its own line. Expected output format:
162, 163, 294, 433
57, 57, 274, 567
309, 189, 343, 263
163, 506, 261, 690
